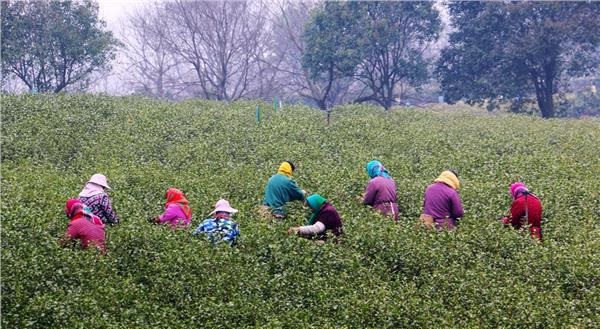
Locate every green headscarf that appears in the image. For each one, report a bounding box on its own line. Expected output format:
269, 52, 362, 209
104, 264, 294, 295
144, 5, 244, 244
306, 194, 327, 225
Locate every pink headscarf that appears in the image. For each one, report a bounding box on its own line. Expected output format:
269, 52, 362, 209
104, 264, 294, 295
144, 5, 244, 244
509, 182, 528, 200
64, 199, 104, 227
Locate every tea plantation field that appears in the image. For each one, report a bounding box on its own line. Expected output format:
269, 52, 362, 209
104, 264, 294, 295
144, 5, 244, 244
1, 94, 599, 328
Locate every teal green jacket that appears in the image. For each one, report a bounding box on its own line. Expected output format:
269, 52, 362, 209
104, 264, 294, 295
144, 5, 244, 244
262, 173, 305, 209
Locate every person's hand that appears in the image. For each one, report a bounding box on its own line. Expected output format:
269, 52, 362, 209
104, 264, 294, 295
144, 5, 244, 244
287, 227, 300, 235
356, 194, 364, 202
301, 189, 308, 196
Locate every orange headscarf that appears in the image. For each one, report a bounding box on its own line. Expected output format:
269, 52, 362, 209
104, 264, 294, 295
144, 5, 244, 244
165, 188, 192, 219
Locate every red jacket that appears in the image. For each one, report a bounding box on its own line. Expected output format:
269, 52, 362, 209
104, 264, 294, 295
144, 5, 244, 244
508, 193, 543, 241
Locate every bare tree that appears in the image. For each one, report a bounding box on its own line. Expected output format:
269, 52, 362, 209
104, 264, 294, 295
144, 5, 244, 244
120, 3, 186, 99
163, 0, 267, 101
267, 0, 356, 109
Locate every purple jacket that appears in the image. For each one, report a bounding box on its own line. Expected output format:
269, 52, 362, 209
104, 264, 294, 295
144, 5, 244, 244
363, 176, 399, 220
315, 203, 344, 236
423, 182, 464, 220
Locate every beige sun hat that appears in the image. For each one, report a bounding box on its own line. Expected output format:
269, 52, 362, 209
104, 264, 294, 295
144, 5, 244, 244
87, 173, 111, 189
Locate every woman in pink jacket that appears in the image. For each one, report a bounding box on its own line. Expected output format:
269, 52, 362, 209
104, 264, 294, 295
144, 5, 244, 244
150, 188, 192, 228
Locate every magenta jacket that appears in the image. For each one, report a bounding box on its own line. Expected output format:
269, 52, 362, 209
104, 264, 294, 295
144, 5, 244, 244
363, 176, 399, 220
423, 182, 464, 220
159, 204, 191, 227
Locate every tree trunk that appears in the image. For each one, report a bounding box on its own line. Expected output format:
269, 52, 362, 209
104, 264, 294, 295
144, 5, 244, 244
536, 77, 555, 119
532, 73, 555, 119
539, 92, 554, 119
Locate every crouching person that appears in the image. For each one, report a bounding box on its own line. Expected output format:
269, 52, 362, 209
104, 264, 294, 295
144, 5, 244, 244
59, 199, 106, 254
78, 173, 120, 225
499, 182, 543, 241
420, 170, 464, 231
288, 194, 343, 241
362, 160, 399, 221
261, 161, 307, 219
150, 188, 193, 228
194, 199, 240, 247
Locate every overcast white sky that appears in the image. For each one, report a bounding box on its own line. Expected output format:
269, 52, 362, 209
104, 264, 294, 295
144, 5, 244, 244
97, 0, 144, 31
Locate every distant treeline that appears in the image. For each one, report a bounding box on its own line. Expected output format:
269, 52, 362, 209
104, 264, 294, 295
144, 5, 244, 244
1, 1, 599, 117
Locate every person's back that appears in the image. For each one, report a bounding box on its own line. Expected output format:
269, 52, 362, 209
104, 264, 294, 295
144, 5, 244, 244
421, 170, 464, 230
263, 173, 304, 208
289, 194, 343, 240
362, 160, 399, 220
262, 161, 305, 218
194, 217, 240, 246
364, 176, 398, 220
79, 192, 119, 225
506, 183, 543, 240
78, 174, 120, 225
67, 217, 106, 251
423, 182, 464, 220
315, 203, 344, 236
194, 199, 240, 246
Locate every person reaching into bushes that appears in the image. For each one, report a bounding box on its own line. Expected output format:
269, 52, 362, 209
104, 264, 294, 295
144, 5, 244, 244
288, 194, 343, 241
499, 182, 543, 241
150, 188, 192, 228
419, 170, 464, 231
261, 161, 307, 219
78, 173, 120, 225
361, 160, 399, 221
194, 199, 240, 247
59, 199, 106, 254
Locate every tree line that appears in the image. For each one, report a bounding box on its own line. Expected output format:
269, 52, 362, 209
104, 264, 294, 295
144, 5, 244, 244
1, 0, 599, 118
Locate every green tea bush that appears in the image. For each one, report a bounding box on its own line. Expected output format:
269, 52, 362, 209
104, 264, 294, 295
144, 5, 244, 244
1, 94, 599, 328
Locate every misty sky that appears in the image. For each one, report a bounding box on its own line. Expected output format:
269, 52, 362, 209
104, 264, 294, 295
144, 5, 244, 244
97, 0, 143, 31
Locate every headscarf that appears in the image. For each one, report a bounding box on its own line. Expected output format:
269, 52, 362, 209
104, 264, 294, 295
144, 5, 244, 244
65, 199, 104, 226
509, 182, 529, 200
79, 182, 105, 198
306, 194, 327, 225
366, 160, 391, 179
165, 188, 192, 219
434, 170, 460, 190
277, 162, 293, 177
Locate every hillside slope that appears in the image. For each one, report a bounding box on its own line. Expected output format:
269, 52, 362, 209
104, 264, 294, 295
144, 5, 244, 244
2, 94, 599, 328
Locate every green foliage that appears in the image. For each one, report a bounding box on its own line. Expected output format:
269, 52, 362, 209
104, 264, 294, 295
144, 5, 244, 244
1, 94, 599, 328
303, 2, 441, 111
437, 2, 600, 118
1, 0, 120, 93
556, 92, 601, 118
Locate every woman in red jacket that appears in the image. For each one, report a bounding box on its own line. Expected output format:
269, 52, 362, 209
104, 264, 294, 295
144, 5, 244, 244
500, 182, 543, 241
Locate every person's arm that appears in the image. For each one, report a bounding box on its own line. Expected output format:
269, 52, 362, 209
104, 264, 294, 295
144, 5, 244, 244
510, 198, 526, 226
297, 221, 326, 236
158, 205, 179, 225
58, 231, 74, 247
59, 225, 77, 247
101, 195, 120, 224
362, 181, 377, 206
450, 191, 464, 219
288, 179, 306, 201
